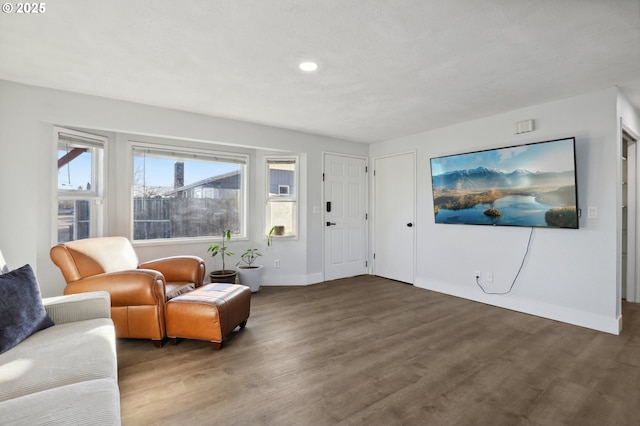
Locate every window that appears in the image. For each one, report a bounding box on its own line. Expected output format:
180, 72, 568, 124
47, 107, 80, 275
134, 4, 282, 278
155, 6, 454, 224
278, 185, 290, 195
132, 145, 247, 241
266, 157, 298, 237
56, 129, 106, 244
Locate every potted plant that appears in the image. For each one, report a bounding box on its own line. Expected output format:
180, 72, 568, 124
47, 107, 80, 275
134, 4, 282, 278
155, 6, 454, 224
236, 227, 277, 292
207, 230, 237, 284
236, 248, 263, 292
267, 225, 276, 246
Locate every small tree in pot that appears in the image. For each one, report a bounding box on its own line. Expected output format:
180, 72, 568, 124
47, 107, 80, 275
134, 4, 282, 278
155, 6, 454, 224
236, 248, 263, 292
238, 248, 261, 267
235, 227, 277, 292
207, 230, 237, 284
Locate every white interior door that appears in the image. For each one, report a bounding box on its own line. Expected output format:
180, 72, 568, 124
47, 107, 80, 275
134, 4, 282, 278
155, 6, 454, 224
374, 152, 415, 284
324, 154, 368, 281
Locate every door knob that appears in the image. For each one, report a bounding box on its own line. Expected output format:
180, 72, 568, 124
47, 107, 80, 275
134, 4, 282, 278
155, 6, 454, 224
407, 223, 413, 227
326, 222, 337, 226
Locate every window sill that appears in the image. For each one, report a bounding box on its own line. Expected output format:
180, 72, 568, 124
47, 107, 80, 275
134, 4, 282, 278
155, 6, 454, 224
268, 235, 298, 243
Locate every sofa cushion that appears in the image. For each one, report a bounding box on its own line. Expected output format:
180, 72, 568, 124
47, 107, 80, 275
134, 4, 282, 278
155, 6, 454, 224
0, 378, 121, 426
165, 281, 196, 300
0, 318, 117, 402
0, 265, 54, 355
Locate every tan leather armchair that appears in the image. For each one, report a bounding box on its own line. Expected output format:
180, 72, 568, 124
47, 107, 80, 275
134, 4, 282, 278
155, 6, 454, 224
50, 236, 205, 347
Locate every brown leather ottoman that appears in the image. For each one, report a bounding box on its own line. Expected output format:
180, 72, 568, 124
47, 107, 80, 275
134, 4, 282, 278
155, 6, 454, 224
165, 283, 251, 349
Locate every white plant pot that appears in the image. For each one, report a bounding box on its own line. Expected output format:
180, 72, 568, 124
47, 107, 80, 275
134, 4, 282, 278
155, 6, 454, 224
236, 264, 264, 292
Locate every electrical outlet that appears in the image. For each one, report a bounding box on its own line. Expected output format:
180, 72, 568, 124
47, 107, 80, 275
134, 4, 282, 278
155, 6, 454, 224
474, 270, 481, 279
486, 272, 494, 282
274, 259, 280, 268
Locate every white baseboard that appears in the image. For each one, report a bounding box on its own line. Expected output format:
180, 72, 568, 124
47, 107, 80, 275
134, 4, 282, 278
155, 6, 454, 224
415, 277, 621, 335
260, 272, 323, 287
259, 273, 621, 335
617, 314, 623, 334
305, 273, 324, 285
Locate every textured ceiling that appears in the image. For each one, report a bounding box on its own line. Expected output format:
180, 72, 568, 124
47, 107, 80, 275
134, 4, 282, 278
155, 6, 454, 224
1, 0, 639, 143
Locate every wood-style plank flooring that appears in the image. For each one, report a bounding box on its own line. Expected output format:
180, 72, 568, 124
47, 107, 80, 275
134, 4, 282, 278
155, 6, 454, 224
117, 275, 640, 425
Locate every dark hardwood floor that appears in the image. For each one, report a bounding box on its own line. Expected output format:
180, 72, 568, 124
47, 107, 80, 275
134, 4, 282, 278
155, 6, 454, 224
117, 275, 640, 425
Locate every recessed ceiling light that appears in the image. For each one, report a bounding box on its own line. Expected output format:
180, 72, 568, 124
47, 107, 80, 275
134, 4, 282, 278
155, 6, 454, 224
299, 61, 318, 72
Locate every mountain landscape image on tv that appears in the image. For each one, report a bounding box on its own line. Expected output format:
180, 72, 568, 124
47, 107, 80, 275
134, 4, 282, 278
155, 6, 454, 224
430, 137, 578, 229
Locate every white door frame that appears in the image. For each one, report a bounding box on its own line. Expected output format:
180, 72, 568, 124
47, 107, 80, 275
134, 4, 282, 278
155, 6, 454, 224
322, 152, 369, 281
622, 123, 640, 303
372, 151, 417, 283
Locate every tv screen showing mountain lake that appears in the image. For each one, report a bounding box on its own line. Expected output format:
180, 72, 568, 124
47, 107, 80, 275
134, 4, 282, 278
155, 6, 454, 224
430, 138, 578, 229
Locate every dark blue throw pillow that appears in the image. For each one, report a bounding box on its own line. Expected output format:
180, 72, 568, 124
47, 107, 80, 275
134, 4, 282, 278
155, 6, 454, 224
0, 264, 55, 355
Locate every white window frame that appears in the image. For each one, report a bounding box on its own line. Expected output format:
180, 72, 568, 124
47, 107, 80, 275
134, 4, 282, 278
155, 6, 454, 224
129, 142, 249, 243
266, 155, 299, 239
53, 127, 107, 244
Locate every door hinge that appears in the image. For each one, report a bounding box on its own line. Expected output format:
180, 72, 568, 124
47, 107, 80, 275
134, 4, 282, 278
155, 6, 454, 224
373, 253, 376, 259
365, 213, 368, 220
373, 169, 376, 176
322, 173, 325, 181
365, 260, 368, 268
365, 166, 368, 173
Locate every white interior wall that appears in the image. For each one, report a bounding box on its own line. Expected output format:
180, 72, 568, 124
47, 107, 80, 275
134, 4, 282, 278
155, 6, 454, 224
371, 88, 622, 334
0, 80, 367, 296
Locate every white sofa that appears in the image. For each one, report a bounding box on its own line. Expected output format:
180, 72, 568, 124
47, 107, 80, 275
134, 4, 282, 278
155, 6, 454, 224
0, 291, 121, 425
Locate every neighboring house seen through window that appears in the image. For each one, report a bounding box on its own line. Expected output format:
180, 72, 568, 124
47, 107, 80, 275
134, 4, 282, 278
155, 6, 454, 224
266, 157, 298, 238
56, 128, 106, 244
131, 145, 247, 240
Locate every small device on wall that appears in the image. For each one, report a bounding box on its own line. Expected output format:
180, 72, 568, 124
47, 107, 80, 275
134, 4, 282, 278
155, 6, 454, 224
515, 119, 535, 134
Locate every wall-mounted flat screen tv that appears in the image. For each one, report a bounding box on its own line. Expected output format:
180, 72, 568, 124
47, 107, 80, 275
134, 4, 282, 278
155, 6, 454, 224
430, 137, 578, 229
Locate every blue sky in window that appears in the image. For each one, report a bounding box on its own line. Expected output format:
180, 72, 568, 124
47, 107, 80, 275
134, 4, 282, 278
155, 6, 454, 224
58, 150, 92, 190
134, 156, 239, 187
58, 151, 241, 190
